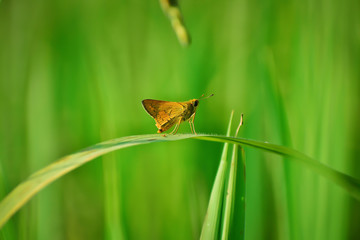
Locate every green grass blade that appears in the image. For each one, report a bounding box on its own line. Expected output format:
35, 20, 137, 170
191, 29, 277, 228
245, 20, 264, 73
220, 144, 238, 240
0, 133, 359, 228
195, 135, 360, 201
200, 111, 233, 240
221, 115, 244, 240
237, 148, 246, 239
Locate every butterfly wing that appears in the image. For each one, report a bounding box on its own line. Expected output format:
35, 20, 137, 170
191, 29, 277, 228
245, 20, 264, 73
142, 99, 185, 132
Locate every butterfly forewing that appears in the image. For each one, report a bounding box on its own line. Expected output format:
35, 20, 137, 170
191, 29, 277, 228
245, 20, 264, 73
142, 99, 185, 127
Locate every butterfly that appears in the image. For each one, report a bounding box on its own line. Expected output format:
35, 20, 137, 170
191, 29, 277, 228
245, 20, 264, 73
142, 94, 213, 134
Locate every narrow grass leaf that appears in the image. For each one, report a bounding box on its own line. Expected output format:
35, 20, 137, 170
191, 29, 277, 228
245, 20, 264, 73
220, 144, 238, 240
200, 111, 233, 239
221, 115, 244, 240
0, 133, 359, 228
195, 135, 360, 202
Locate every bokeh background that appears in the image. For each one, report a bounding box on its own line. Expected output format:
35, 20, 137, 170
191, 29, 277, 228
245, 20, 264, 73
1, 0, 360, 239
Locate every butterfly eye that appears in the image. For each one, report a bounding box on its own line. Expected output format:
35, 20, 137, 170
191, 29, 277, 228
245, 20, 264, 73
194, 100, 199, 107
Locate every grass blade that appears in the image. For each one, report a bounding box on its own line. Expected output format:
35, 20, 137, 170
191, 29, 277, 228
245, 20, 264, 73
220, 144, 238, 240
0, 133, 359, 228
195, 135, 360, 202
221, 114, 244, 240
200, 111, 233, 239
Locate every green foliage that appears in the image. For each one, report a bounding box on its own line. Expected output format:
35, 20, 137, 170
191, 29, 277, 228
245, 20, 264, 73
1, 0, 360, 239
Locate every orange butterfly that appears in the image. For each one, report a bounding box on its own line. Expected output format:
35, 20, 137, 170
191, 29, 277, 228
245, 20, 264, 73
142, 94, 213, 134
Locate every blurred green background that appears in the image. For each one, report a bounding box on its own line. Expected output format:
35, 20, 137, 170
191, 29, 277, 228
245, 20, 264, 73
1, 0, 360, 239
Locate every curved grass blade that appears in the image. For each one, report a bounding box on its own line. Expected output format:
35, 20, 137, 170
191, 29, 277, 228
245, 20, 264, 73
200, 111, 233, 240
1, 133, 360, 228
195, 135, 360, 202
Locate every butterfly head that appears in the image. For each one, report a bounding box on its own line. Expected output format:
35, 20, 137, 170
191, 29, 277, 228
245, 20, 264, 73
190, 99, 199, 108
190, 94, 213, 109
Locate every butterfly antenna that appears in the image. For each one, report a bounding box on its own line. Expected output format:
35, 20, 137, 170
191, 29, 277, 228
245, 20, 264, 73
199, 93, 214, 100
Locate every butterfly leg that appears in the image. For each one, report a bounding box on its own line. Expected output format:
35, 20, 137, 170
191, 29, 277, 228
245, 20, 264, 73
170, 118, 182, 135
189, 113, 197, 135
170, 124, 179, 134
189, 121, 193, 134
